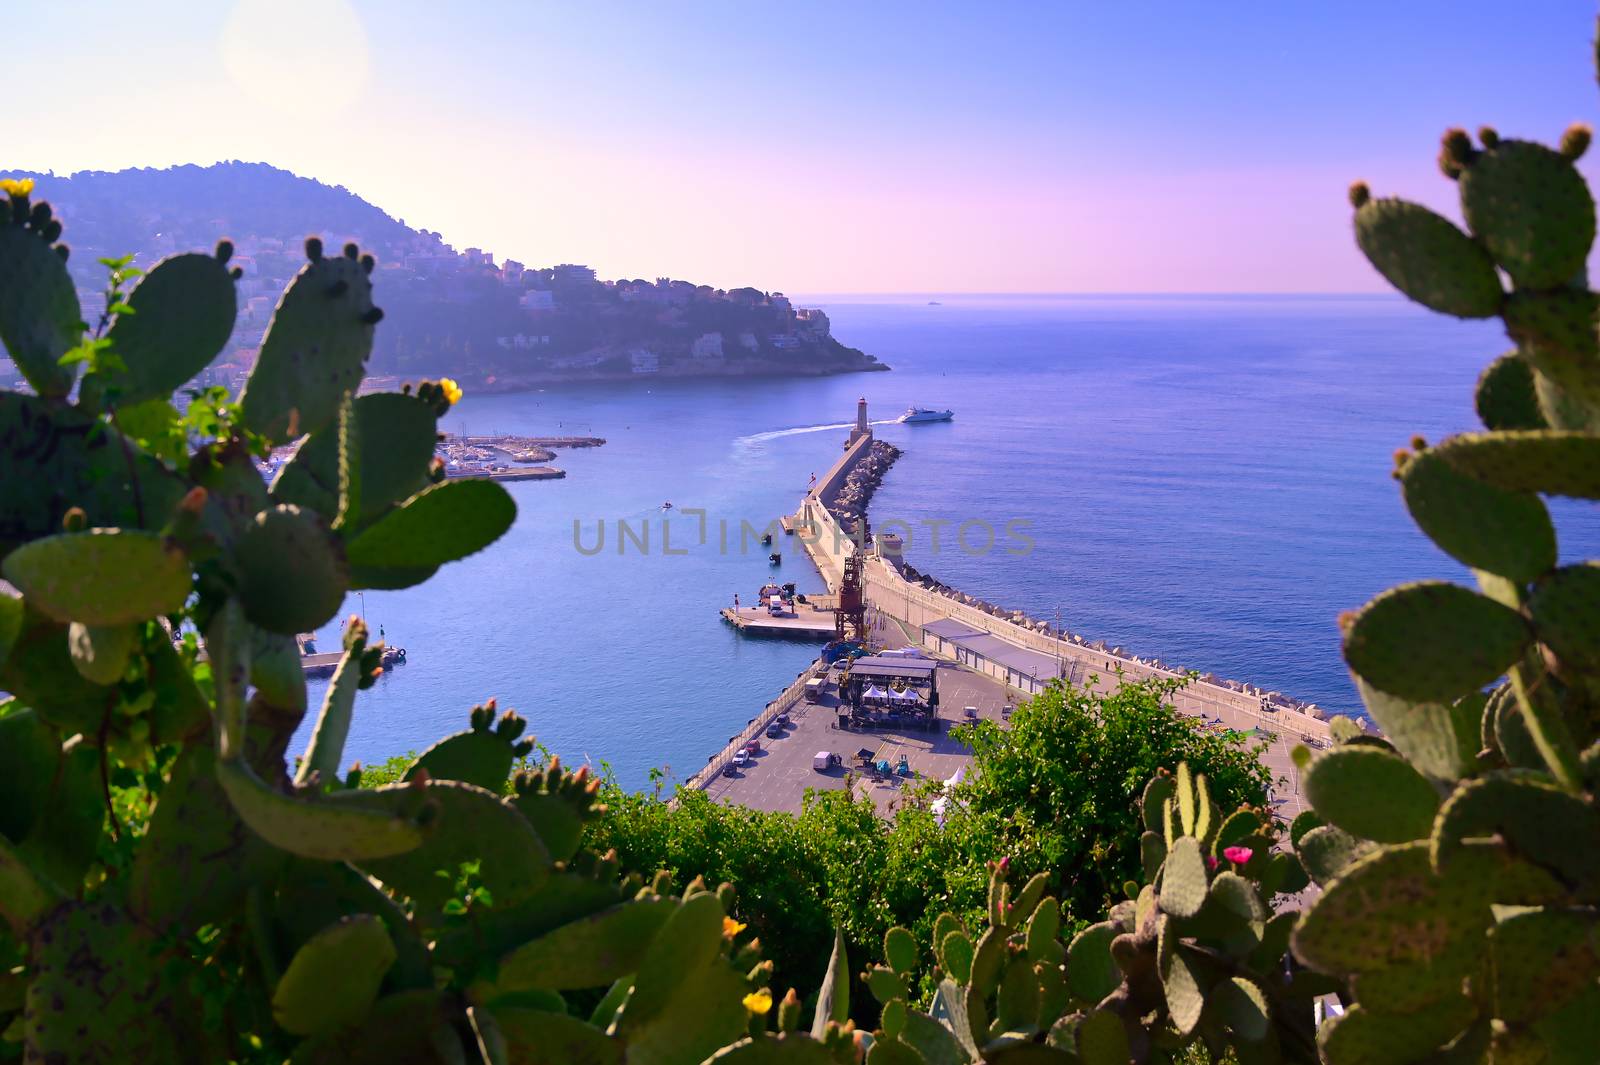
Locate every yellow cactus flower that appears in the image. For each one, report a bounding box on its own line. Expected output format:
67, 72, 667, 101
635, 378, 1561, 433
440, 377, 463, 406
722, 916, 747, 937
742, 990, 773, 1015
0, 177, 34, 197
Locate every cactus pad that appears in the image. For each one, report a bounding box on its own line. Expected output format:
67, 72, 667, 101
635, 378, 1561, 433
1503, 289, 1600, 407
99, 251, 237, 404
2, 528, 191, 626
347, 477, 516, 589
493, 897, 672, 992
216, 759, 428, 861
1488, 907, 1600, 1025
1459, 139, 1595, 290
22, 901, 201, 1062
1351, 678, 1480, 782
1316, 999, 1477, 1065
65, 621, 135, 684
406, 728, 518, 792
1065, 922, 1119, 1005
0, 393, 187, 558
0, 199, 81, 397
1475, 352, 1548, 431
1433, 429, 1600, 499
1342, 580, 1531, 702
272, 391, 439, 530
1429, 772, 1600, 887
1398, 449, 1555, 583
238, 244, 380, 444
1159, 836, 1209, 918
1303, 745, 1440, 842
358, 781, 551, 919
273, 914, 397, 1036
1293, 824, 1372, 886
489, 1008, 625, 1065
1353, 197, 1503, 318
1527, 562, 1600, 671
233, 504, 348, 634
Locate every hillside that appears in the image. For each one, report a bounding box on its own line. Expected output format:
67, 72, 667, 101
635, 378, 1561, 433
8, 162, 886, 391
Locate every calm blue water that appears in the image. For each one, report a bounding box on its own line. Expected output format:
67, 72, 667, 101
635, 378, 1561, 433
294, 295, 1600, 788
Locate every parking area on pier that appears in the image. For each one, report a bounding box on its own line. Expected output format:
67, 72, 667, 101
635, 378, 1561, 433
698, 656, 1311, 822
699, 663, 1011, 815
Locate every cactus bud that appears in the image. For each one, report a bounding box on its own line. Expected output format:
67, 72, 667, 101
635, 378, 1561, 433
29, 201, 51, 227
229, 265, 242, 279
717, 881, 737, 909
345, 764, 363, 788
1410, 435, 1427, 451
41, 219, 61, 243
683, 874, 707, 898
651, 870, 673, 896
61, 506, 87, 532
56, 244, 69, 263
361, 306, 385, 325
215, 239, 234, 264
777, 988, 802, 1033
1477, 125, 1500, 149
360, 253, 376, 274
343, 242, 359, 260
305, 236, 323, 261
1561, 122, 1592, 160
1441, 127, 1476, 167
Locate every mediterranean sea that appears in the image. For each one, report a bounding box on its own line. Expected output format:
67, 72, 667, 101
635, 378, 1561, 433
294, 295, 1600, 789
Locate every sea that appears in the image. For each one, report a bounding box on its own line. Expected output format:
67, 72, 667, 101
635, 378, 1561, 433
293, 295, 1600, 790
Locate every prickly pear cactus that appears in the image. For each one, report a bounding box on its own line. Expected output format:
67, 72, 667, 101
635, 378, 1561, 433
0, 183, 791, 1065
1279, 36, 1600, 1065
846, 769, 1321, 1065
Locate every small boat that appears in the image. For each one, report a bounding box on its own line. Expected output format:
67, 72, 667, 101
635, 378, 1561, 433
662, 501, 673, 510
760, 533, 772, 546
768, 552, 782, 565
901, 406, 954, 424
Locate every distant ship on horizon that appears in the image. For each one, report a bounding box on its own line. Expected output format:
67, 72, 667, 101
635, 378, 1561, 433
901, 406, 954, 423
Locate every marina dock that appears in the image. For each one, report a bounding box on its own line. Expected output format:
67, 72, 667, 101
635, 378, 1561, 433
719, 604, 837, 638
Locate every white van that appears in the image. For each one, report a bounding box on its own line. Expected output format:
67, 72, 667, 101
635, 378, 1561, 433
804, 678, 825, 702
767, 595, 785, 616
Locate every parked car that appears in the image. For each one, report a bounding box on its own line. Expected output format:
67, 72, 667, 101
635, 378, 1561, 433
765, 724, 783, 739
732, 750, 750, 767
721, 763, 738, 777
964, 706, 979, 719
775, 712, 791, 726
743, 739, 761, 754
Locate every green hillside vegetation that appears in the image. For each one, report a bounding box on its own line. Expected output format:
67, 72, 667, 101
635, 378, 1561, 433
5, 162, 883, 392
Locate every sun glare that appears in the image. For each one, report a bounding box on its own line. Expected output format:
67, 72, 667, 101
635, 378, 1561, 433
222, 0, 371, 113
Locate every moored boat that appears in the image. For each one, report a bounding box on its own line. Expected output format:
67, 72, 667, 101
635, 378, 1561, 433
901, 406, 953, 423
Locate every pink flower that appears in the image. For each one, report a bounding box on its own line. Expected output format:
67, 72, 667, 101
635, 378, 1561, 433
1223, 846, 1254, 865
1204, 856, 1219, 871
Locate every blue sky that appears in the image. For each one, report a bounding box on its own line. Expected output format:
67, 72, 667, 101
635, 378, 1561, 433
10, 1, 1600, 291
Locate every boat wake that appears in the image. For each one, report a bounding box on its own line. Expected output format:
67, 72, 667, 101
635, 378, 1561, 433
736, 418, 899, 447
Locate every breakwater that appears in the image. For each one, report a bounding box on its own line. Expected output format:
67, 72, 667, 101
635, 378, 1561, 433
791, 419, 1336, 745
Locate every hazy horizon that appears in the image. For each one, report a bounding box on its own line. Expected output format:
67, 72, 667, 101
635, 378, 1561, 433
13, 1, 1600, 294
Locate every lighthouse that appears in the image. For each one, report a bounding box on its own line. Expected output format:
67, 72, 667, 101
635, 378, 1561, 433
849, 396, 871, 445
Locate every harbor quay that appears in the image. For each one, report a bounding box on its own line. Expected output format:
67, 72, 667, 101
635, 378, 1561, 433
694, 399, 1330, 821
